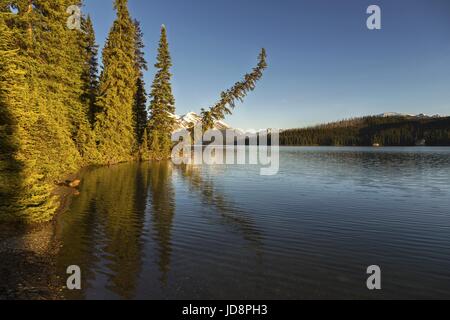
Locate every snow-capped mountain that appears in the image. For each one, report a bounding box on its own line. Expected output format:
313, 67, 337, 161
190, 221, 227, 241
170, 112, 232, 132
378, 112, 444, 118
169, 112, 275, 140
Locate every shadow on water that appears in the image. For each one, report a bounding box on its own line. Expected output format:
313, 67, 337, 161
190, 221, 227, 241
177, 164, 264, 252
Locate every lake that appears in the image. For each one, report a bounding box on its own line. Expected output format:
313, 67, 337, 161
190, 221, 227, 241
54, 147, 450, 299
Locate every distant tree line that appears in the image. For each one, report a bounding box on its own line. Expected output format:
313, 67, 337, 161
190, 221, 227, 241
0, 0, 267, 223
280, 116, 450, 146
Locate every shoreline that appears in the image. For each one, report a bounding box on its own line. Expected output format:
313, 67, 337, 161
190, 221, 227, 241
0, 218, 64, 300
0, 170, 86, 300
277, 145, 450, 147
0, 160, 157, 300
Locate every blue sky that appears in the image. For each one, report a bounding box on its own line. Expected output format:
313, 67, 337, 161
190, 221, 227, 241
83, 0, 450, 129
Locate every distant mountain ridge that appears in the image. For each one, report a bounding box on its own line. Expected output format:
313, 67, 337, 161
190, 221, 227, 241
170, 112, 274, 146
378, 112, 444, 119
281, 113, 450, 146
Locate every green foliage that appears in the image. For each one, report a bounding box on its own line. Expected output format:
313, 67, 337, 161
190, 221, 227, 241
134, 78, 148, 143
133, 20, 148, 144
81, 15, 99, 126
94, 0, 138, 164
147, 25, 176, 160
200, 48, 268, 131
281, 116, 450, 146
0, 11, 57, 223
1, 0, 101, 222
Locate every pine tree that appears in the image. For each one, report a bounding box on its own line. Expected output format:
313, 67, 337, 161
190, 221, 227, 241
147, 25, 176, 159
200, 48, 267, 131
81, 15, 99, 126
26, 0, 95, 168
133, 20, 148, 144
0, 12, 26, 221
0, 0, 100, 222
134, 78, 148, 143
69, 5, 100, 163
0, 10, 57, 222
95, 0, 138, 164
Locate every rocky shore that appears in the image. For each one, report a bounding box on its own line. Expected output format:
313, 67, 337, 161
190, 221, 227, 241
0, 222, 65, 300
0, 179, 80, 300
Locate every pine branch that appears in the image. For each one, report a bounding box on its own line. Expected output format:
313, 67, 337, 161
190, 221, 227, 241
200, 48, 267, 131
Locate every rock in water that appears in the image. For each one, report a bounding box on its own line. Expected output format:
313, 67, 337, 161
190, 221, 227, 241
69, 180, 81, 188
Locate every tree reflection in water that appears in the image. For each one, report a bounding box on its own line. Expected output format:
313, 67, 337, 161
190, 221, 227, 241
148, 161, 175, 286
55, 161, 263, 299
176, 164, 264, 255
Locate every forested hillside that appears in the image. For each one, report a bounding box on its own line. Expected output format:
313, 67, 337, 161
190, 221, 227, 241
0, 0, 267, 223
281, 115, 450, 146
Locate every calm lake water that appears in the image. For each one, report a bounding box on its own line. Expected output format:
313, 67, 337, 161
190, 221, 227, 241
55, 147, 450, 299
